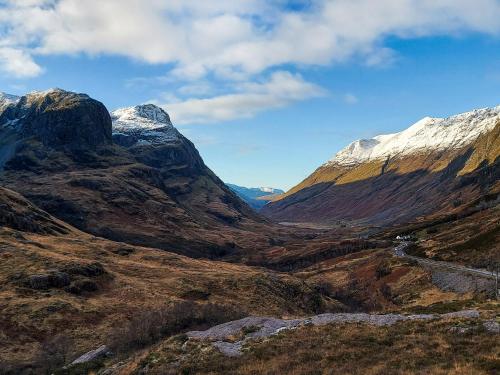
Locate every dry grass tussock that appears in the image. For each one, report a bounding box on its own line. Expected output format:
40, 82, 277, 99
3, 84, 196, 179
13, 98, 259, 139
137, 317, 500, 375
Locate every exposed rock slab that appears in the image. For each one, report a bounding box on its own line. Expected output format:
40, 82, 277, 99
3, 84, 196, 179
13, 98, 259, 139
70, 345, 109, 365
188, 310, 481, 357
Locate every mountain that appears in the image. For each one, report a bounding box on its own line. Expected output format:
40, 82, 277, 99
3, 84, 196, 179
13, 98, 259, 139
262, 106, 500, 225
0, 89, 268, 258
226, 183, 284, 210
0, 185, 72, 235
1, 92, 497, 373
0, 92, 20, 112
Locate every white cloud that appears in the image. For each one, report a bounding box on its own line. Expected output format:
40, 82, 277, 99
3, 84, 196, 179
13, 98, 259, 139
161, 71, 326, 124
0, 0, 499, 122
1, 0, 500, 80
177, 81, 215, 96
0, 47, 43, 78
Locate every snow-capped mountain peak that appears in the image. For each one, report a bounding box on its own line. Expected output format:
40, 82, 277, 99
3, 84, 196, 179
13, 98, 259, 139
327, 105, 500, 167
111, 104, 179, 146
111, 104, 172, 130
259, 187, 281, 194
0, 92, 20, 103
0, 92, 20, 111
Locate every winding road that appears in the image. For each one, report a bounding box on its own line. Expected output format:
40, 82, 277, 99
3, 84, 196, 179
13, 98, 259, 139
393, 242, 497, 280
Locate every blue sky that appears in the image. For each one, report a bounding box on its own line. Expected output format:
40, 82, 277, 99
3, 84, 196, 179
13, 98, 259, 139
1, 1, 500, 190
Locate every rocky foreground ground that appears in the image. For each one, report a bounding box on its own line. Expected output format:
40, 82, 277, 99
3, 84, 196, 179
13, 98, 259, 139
187, 310, 495, 356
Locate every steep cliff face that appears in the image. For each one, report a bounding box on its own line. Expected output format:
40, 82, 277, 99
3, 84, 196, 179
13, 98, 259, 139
0, 90, 265, 258
263, 107, 500, 226
0, 89, 112, 150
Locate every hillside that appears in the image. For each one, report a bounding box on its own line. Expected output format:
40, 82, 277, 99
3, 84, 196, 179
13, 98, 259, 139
117, 311, 499, 374
0, 186, 340, 372
0, 89, 270, 258
3, 186, 494, 373
263, 106, 500, 226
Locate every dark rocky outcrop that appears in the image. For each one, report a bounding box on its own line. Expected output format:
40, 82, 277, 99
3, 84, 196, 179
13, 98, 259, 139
0, 89, 111, 150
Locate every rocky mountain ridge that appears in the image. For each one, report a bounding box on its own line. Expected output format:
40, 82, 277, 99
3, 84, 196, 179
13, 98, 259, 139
263, 105, 500, 225
0, 88, 266, 258
0, 88, 112, 151
328, 106, 499, 167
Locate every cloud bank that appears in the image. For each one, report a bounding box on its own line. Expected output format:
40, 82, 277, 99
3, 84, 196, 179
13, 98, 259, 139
1, 0, 499, 122
162, 71, 326, 124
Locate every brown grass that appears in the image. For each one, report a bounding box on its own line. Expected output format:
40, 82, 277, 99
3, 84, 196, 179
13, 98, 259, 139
138, 318, 500, 375
0, 226, 334, 369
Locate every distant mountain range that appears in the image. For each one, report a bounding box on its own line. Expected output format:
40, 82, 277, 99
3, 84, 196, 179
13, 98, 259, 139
263, 105, 500, 225
226, 183, 284, 210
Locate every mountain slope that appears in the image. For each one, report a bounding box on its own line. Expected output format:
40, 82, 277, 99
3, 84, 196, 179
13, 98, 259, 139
226, 183, 284, 210
0, 89, 267, 258
263, 106, 500, 225
0, 186, 336, 370
0, 186, 72, 235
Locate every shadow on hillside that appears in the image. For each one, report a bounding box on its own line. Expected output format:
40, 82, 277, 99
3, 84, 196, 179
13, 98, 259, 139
263, 149, 499, 226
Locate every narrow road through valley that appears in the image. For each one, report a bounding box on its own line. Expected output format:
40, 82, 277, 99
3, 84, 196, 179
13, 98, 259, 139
393, 242, 497, 280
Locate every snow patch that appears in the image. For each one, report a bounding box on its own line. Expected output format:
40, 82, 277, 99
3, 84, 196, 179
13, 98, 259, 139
259, 187, 281, 193
327, 106, 500, 167
0, 92, 20, 113
111, 104, 180, 145
0, 92, 20, 104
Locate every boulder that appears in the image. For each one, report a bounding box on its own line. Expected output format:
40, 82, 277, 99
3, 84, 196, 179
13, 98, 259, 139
28, 274, 50, 290
26, 271, 71, 290
70, 345, 109, 365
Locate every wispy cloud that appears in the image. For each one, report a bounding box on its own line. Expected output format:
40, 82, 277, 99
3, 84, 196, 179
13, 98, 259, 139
159, 71, 326, 124
343, 93, 359, 105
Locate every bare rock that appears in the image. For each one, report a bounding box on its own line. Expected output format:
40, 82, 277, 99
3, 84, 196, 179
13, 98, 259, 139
1, 89, 112, 151
71, 345, 109, 365
189, 310, 482, 357
483, 320, 500, 334
442, 310, 480, 320
212, 341, 243, 357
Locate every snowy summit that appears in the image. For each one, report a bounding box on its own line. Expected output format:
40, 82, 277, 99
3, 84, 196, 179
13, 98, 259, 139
0, 92, 20, 112
327, 106, 500, 167
259, 187, 282, 194
111, 104, 180, 146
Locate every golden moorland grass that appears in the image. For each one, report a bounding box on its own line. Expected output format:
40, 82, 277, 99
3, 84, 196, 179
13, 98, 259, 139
131, 315, 500, 375
0, 225, 333, 368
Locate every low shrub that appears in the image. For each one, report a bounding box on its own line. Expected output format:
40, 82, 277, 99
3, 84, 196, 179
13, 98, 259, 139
109, 301, 245, 354
29, 334, 75, 374
375, 261, 391, 279
63, 262, 105, 277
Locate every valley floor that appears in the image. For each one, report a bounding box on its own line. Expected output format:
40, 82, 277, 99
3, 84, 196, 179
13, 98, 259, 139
1, 187, 498, 375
